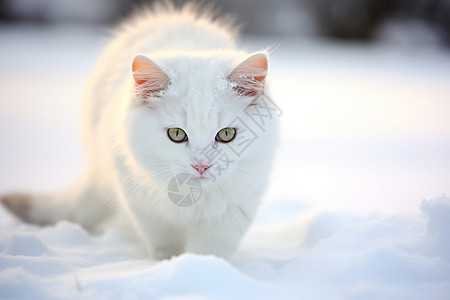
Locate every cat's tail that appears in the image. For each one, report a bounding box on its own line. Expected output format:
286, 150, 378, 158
1, 175, 114, 232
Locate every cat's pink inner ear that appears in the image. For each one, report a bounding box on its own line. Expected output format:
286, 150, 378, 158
132, 55, 170, 97
228, 53, 268, 97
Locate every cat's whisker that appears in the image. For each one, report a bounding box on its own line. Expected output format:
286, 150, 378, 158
149, 169, 173, 180
141, 162, 174, 167
144, 175, 175, 209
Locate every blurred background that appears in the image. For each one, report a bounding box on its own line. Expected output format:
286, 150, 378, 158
0, 0, 449, 216
1, 0, 450, 42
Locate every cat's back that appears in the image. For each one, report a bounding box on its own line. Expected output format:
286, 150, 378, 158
100, 3, 238, 70
122, 3, 238, 52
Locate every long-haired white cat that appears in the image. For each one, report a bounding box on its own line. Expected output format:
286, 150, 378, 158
1, 3, 279, 260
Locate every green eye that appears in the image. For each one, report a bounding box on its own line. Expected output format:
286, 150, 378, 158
216, 127, 236, 143
167, 128, 187, 143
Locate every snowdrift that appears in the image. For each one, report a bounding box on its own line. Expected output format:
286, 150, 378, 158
1, 195, 449, 299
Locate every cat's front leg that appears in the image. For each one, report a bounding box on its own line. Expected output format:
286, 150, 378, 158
143, 216, 184, 260
184, 206, 252, 259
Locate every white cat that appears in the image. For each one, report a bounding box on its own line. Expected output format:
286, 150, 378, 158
1, 3, 279, 260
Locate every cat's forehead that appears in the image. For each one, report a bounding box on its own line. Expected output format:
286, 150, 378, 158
162, 56, 236, 112
163, 77, 232, 132
165, 55, 231, 89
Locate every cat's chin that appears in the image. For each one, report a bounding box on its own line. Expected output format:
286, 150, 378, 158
195, 175, 214, 188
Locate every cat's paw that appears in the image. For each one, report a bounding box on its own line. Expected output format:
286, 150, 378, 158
1, 193, 33, 222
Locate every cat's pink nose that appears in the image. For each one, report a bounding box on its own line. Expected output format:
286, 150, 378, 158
192, 164, 211, 175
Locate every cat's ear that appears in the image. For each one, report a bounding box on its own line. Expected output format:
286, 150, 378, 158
132, 55, 170, 98
228, 53, 268, 97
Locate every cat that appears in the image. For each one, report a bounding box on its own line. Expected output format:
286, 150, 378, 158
1, 2, 279, 260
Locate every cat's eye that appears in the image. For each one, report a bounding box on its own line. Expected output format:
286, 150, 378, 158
215, 127, 236, 143
167, 128, 188, 143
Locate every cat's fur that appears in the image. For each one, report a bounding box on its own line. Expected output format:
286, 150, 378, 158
1, 3, 278, 260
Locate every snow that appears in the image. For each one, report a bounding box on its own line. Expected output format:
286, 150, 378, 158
1, 195, 450, 299
1, 25, 450, 299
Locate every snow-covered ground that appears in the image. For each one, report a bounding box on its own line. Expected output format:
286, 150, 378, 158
1, 25, 450, 299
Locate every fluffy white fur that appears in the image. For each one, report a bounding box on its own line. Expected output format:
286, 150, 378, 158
1, 3, 278, 260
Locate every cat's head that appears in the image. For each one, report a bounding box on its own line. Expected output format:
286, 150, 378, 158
126, 52, 277, 191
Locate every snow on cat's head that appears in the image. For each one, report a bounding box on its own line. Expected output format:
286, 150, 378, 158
125, 52, 277, 190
